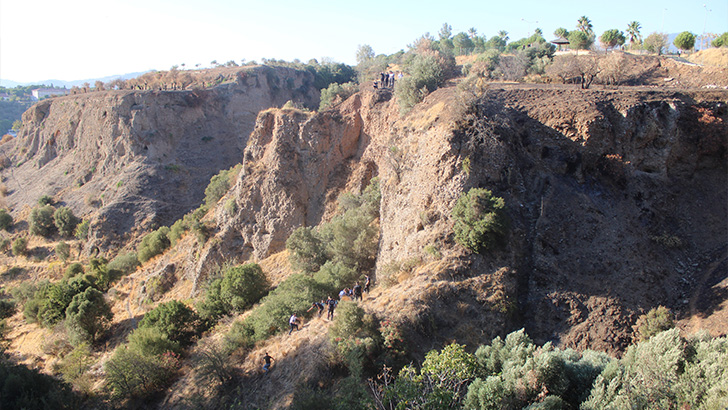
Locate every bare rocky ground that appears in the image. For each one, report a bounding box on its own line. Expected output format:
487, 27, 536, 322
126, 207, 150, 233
0, 56, 726, 408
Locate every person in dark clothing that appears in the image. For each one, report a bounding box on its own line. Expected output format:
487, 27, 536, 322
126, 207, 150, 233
262, 352, 274, 373
353, 282, 362, 301
364, 274, 371, 293
380, 72, 387, 87
326, 296, 337, 320
308, 300, 325, 317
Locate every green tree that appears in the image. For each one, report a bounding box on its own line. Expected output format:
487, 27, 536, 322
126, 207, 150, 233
554, 27, 569, 39
438, 23, 452, 40
0, 209, 12, 231
65, 287, 113, 345
568, 30, 592, 51
356, 44, 375, 64
635, 305, 674, 341
74, 219, 89, 240
137, 226, 171, 263
53, 207, 78, 237
319, 82, 358, 110
626, 21, 642, 47
452, 188, 508, 253
138, 300, 200, 346
453, 32, 474, 55
55, 242, 71, 262
644, 32, 669, 55
219, 263, 269, 312
104, 345, 179, 400
673, 31, 696, 53
600, 29, 626, 50
287, 226, 327, 273
712, 32, 728, 47
29, 205, 56, 237
577, 16, 593, 35
11, 237, 27, 257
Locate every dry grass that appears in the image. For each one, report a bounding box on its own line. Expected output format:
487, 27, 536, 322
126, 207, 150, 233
688, 48, 728, 69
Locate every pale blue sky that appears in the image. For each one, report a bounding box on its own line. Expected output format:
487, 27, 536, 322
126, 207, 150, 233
1, 0, 726, 83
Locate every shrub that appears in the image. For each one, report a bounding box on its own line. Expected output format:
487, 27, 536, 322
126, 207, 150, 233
204, 164, 241, 207
29, 276, 93, 327
395, 51, 450, 112
37, 195, 54, 205
29, 205, 56, 237
0, 238, 9, 252
219, 263, 269, 311
107, 252, 139, 275
194, 342, 237, 386
11, 237, 28, 257
127, 326, 181, 356
0, 299, 15, 319
104, 346, 180, 400
137, 226, 171, 263
287, 227, 327, 273
643, 32, 668, 55
74, 219, 89, 240
55, 343, 93, 394
64, 263, 84, 279
673, 31, 696, 52
65, 287, 113, 345
635, 305, 673, 341
138, 300, 201, 346
55, 242, 71, 262
452, 188, 508, 253
0, 359, 77, 409
319, 81, 359, 110
53, 207, 78, 237
0, 209, 12, 231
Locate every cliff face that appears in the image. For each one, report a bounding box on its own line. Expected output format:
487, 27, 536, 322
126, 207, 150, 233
1, 66, 318, 250
201, 85, 726, 354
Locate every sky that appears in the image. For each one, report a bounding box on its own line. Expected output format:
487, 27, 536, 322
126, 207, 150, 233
1, 0, 727, 84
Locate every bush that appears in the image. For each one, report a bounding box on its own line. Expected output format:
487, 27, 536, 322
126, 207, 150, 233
583, 329, 728, 410
673, 31, 696, 52
127, 326, 181, 356
644, 32, 668, 55
204, 164, 241, 207
137, 226, 171, 263
37, 195, 54, 206
64, 263, 84, 279
56, 343, 93, 394
0, 299, 15, 319
104, 346, 180, 400
635, 305, 673, 341
53, 207, 78, 237
55, 242, 71, 262
286, 227, 327, 273
395, 51, 451, 112
712, 32, 728, 47
28, 276, 93, 327
74, 219, 89, 240
319, 81, 359, 110
11, 237, 28, 257
29, 205, 56, 237
107, 252, 139, 275
138, 300, 201, 346
0, 209, 12, 231
452, 188, 508, 253
198, 263, 269, 322
64, 287, 113, 345
0, 359, 77, 409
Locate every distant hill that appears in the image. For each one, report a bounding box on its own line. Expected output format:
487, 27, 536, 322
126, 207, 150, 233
0, 71, 151, 88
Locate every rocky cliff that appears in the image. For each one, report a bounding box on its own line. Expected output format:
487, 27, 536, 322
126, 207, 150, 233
0, 66, 318, 251
195, 84, 726, 354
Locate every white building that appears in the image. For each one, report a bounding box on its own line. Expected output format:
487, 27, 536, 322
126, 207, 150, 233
31, 88, 68, 100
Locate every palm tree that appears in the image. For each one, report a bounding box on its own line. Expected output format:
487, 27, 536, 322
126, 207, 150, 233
577, 16, 593, 35
626, 21, 642, 47
498, 30, 509, 41
468, 27, 478, 39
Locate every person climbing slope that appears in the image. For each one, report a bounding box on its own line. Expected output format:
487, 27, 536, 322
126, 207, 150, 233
289, 313, 300, 335
262, 352, 274, 373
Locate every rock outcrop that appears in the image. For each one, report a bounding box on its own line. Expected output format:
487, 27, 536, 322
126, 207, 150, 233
1, 66, 319, 250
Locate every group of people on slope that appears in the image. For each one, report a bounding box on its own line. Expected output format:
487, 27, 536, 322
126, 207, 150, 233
374, 71, 402, 89
265, 275, 372, 372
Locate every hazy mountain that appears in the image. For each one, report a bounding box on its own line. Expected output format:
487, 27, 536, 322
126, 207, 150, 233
0, 71, 151, 88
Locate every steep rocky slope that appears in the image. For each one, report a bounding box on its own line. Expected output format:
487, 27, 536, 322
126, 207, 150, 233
193, 84, 726, 355
0, 66, 318, 251
1, 64, 726, 408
